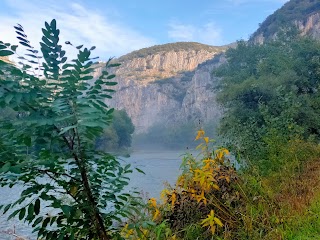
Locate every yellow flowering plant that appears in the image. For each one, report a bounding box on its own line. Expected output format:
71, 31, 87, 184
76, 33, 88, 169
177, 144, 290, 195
121, 129, 243, 239
157, 129, 242, 238
201, 210, 224, 235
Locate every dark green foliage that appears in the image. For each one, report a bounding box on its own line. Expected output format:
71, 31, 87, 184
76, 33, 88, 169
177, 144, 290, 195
216, 36, 320, 174
112, 110, 135, 148
0, 20, 140, 239
96, 109, 135, 151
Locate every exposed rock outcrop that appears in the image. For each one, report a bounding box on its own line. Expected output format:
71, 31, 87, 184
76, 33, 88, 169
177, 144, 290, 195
295, 12, 320, 39
252, 12, 320, 44
94, 42, 227, 133
250, 0, 320, 44
94, 1, 320, 134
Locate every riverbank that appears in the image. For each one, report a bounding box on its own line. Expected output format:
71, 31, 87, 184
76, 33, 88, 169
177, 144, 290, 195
118, 133, 320, 239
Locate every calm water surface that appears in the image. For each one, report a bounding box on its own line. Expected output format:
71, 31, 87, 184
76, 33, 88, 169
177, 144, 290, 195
0, 150, 187, 239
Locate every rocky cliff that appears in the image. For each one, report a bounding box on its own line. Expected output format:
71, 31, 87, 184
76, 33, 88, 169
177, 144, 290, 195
95, 0, 320, 134
295, 12, 320, 38
94, 42, 227, 133
250, 0, 320, 44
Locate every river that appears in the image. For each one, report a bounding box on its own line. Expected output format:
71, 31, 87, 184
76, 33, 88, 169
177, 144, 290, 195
0, 150, 188, 239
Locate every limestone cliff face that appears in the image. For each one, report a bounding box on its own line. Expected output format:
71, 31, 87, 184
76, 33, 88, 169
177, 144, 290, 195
94, 43, 226, 133
116, 50, 216, 82
295, 12, 320, 39
179, 56, 225, 126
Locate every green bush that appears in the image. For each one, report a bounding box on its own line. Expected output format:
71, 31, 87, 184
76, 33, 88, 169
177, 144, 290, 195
0, 19, 140, 240
216, 36, 320, 174
96, 109, 135, 152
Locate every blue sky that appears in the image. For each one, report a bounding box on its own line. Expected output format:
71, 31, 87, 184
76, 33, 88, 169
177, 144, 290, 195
0, 0, 288, 60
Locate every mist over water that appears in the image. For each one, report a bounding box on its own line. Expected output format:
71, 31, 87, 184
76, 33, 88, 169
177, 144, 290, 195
123, 149, 186, 198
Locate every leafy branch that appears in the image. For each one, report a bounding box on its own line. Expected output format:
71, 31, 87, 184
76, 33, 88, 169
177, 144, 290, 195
0, 19, 136, 240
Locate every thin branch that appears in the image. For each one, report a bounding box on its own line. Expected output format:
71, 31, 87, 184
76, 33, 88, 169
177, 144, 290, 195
0, 229, 29, 240
37, 169, 81, 183
39, 170, 82, 205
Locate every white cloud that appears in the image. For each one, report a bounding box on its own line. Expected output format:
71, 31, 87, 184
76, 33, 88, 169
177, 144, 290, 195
168, 22, 223, 46
0, 0, 156, 60
168, 23, 195, 41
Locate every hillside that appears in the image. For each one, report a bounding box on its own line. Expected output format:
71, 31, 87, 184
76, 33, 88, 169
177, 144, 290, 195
104, 0, 320, 134
250, 0, 320, 43
96, 42, 227, 133
118, 42, 228, 62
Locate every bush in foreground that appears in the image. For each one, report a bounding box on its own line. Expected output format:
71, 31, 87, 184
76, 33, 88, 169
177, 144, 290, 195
0, 19, 140, 239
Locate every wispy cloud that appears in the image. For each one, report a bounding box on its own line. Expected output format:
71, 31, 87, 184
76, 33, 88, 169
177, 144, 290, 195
168, 22, 223, 46
0, 0, 156, 60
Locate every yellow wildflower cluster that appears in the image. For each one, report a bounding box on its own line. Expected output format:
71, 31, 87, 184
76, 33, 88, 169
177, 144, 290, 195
120, 224, 149, 240
148, 198, 160, 221
174, 130, 229, 206
120, 198, 177, 239
121, 129, 233, 239
160, 129, 228, 236
121, 223, 177, 240
120, 224, 135, 239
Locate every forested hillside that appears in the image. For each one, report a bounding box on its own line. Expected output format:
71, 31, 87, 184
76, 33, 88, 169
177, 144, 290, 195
250, 0, 320, 43
212, 31, 320, 238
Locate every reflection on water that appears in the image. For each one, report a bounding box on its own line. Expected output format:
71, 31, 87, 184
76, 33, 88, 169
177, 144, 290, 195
0, 150, 188, 239
0, 185, 34, 239
123, 150, 186, 198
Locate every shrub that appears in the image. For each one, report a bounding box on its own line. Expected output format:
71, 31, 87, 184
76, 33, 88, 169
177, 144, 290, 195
0, 19, 140, 239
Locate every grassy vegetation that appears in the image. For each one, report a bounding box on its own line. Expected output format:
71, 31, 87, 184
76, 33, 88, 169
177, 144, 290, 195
284, 192, 320, 239
122, 128, 320, 239
214, 32, 320, 238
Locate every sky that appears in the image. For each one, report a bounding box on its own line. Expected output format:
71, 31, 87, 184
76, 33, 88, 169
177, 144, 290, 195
0, 0, 288, 60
